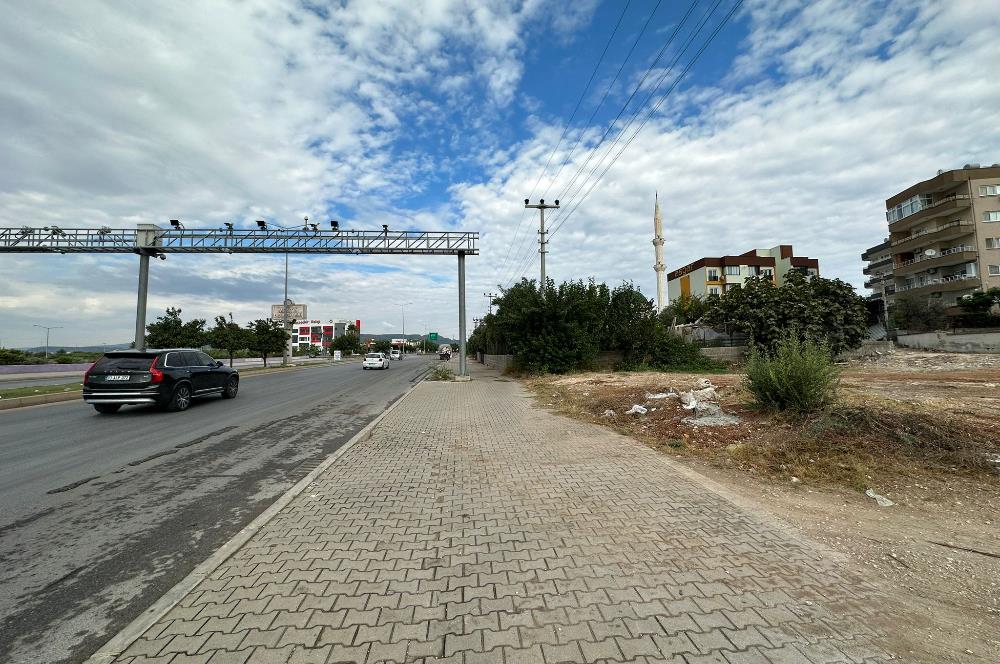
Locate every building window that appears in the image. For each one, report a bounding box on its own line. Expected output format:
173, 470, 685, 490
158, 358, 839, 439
708, 286, 720, 295
980, 185, 1000, 196
985, 211, 1000, 222
707, 269, 719, 281
986, 238, 1000, 249
761, 268, 774, 278
725, 265, 740, 275
990, 265, 1000, 276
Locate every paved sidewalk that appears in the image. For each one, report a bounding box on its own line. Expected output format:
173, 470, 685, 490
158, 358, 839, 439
112, 364, 892, 664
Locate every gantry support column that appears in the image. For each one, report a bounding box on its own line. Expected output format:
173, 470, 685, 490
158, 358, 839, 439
458, 251, 467, 377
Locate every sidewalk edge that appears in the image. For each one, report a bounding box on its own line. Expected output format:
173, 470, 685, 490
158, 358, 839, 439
84, 375, 425, 664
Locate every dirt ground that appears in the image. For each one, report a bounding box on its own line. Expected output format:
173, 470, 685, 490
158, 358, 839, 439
524, 347, 1000, 663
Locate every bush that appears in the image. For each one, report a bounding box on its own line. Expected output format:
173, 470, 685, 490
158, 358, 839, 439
426, 365, 454, 381
744, 336, 838, 413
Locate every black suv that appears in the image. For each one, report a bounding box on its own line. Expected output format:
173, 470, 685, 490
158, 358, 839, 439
83, 349, 239, 414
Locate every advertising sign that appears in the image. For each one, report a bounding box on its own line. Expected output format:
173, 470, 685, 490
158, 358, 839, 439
391, 338, 406, 345
271, 302, 307, 321
355, 319, 361, 333
333, 350, 342, 361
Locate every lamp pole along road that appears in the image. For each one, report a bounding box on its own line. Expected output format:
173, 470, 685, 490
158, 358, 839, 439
32, 324, 63, 359
400, 302, 412, 355
0, 224, 478, 376
523, 199, 559, 288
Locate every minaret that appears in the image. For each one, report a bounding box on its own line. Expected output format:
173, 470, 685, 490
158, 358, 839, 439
652, 192, 666, 312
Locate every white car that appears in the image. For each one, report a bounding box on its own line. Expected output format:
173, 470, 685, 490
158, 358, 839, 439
362, 352, 389, 370
390, 349, 402, 361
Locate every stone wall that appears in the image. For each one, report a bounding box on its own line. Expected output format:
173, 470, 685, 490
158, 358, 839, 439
896, 330, 1000, 353
699, 346, 748, 363
481, 354, 515, 373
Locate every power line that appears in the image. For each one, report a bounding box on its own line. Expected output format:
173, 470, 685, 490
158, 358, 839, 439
545, 0, 700, 211
540, 0, 672, 202
496, 0, 633, 286
546, 0, 723, 234
549, 0, 745, 241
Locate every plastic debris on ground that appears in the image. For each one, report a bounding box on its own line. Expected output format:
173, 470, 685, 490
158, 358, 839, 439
644, 392, 675, 400
677, 378, 741, 427
602, 409, 616, 418
865, 489, 895, 507
627, 404, 648, 415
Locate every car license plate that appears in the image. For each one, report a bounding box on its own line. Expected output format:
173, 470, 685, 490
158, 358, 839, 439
105, 375, 130, 381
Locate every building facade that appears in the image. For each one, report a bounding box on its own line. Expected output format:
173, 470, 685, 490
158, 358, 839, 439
291, 319, 360, 352
862, 239, 894, 304
666, 245, 819, 301
876, 165, 1000, 307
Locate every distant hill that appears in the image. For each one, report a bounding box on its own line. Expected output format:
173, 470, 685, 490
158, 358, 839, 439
17, 343, 131, 353
366, 333, 458, 346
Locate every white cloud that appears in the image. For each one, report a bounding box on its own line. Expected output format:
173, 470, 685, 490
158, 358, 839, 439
459, 0, 1000, 317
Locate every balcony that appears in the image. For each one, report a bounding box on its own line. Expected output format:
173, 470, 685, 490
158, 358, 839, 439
890, 220, 976, 252
887, 194, 971, 232
862, 257, 892, 275
864, 275, 890, 290
893, 245, 978, 276
896, 274, 979, 296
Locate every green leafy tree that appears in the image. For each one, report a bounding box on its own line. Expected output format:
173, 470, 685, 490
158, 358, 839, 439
146, 307, 207, 349
331, 332, 360, 354
660, 294, 708, 325
602, 282, 657, 365
955, 287, 1000, 328
703, 272, 867, 355
208, 315, 249, 367
246, 318, 287, 367
891, 295, 948, 332
370, 339, 392, 354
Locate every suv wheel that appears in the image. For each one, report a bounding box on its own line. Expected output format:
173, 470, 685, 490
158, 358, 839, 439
222, 375, 239, 399
93, 403, 121, 414
166, 383, 192, 412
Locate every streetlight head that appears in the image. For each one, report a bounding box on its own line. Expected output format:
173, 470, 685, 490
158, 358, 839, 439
223, 222, 233, 231
524, 198, 529, 205
256, 220, 267, 229
539, 199, 544, 205
382, 224, 388, 233
554, 199, 559, 206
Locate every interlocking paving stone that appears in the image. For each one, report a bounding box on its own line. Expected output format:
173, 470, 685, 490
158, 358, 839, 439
110, 364, 891, 663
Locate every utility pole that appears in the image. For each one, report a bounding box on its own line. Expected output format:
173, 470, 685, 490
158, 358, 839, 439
33, 324, 63, 358
400, 302, 412, 355
523, 198, 559, 289
483, 292, 497, 315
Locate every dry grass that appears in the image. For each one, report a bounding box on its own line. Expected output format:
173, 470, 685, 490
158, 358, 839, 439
527, 369, 1000, 491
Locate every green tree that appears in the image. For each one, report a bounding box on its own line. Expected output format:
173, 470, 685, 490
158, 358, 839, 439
331, 332, 360, 354
956, 287, 1000, 328
703, 272, 868, 355
146, 307, 208, 349
246, 318, 287, 367
371, 339, 392, 354
891, 295, 948, 332
602, 282, 657, 365
208, 315, 250, 367
660, 294, 708, 325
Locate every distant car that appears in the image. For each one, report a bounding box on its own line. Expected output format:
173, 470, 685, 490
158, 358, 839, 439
83, 349, 239, 414
362, 352, 390, 370
390, 349, 402, 361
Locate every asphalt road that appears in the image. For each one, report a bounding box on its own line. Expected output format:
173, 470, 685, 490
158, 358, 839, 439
0, 356, 432, 664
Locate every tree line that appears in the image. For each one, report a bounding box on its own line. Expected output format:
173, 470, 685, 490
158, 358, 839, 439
468, 270, 868, 374
144, 307, 364, 367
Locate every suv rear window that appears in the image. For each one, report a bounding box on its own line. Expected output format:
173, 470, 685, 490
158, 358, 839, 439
93, 354, 156, 371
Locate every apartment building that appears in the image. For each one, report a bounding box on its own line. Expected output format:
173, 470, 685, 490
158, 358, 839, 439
862, 239, 894, 304
881, 164, 1000, 306
666, 245, 819, 300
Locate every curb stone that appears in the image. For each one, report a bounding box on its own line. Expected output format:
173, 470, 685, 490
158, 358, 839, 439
83, 371, 425, 664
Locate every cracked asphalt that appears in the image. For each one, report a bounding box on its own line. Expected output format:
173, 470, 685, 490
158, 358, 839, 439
0, 356, 433, 664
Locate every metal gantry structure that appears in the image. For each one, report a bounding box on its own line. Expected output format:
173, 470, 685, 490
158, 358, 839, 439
0, 224, 479, 376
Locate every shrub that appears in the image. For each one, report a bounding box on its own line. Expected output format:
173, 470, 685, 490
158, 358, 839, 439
744, 336, 838, 413
426, 365, 454, 381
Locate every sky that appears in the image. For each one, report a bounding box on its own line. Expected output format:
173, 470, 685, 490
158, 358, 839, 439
1, 0, 999, 347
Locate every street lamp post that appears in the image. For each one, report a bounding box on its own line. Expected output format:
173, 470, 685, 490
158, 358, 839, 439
33, 324, 63, 359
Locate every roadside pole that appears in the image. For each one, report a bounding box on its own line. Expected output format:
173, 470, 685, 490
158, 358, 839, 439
458, 251, 467, 377
135, 252, 150, 351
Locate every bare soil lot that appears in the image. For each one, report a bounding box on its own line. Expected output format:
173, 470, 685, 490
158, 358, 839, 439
524, 348, 1000, 662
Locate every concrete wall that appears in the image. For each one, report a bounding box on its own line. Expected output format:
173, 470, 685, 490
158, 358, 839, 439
481, 354, 515, 373
896, 330, 1000, 353
700, 346, 747, 363
836, 340, 896, 360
